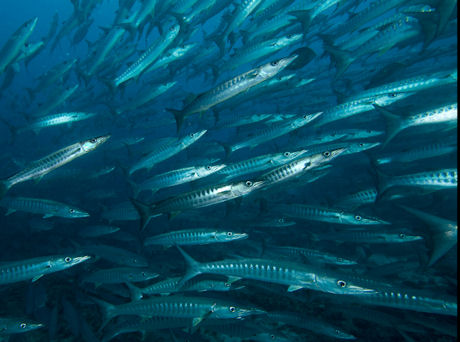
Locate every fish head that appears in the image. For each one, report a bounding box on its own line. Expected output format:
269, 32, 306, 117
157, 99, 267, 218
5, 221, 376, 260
124, 256, 149, 268
130, 269, 159, 281
278, 149, 309, 162
310, 147, 347, 167
61, 206, 90, 218
50, 255, 91, 270
81, 135, 111, 152
276, 33, 303, 47
231, 180, 265, 195
269, 217, 297, 227
260, 54, 298, 77
20, 17, 38, 35
212, 303, 265, 319
334, 256, 358, 266
215, 231, 248, 242
198, 164, 227, 176
4, 318, 44, 334
342, 213, 390, 225
183, 130, 207, 144
330, 328, 357, 340
316, 274, 378, 295
391, 232, 424, 243
373, 92, 415, 106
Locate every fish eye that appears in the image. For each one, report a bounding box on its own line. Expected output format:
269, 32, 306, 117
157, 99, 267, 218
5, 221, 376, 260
337, 280, 347, 288
399, 233, 406, 238
65, 257, 72, 263
245, 181, 253, 187
20, 323, 27, 329
359, 143, 364, 147
69, 208, 75, 213
270, 61, 278, 66
271, 334, 275, 340
278, 218, 285, 223
189, 133, 194, 137
225, 282, 231, 287
206, 166, 212, 170
169, 26, 175, 31
389, 93, 397, 97
90, 138, 97, 143
287, 34, 292, 38
355, 215, 362, 221
323, 151, 331, 157
227, 232, 233, 236
283, 152, 290, 157
133, 259, 138, 263
229, 306, 236, 312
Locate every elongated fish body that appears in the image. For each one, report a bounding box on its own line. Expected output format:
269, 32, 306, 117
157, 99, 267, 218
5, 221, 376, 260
178, 247, 316, 292
376, 141, 457, 165
378, 168, 457, 194
19, 112, 96, 134
215, 113, 272, 128
146, 44, 196, 74
77, 244, 148, 268
34, 83, 80, 118
0, 135, 110, 199
355, 287, 457, 316
347, 69, 457, 102
225, 33, 303, 70
228, 112, 322, 153
267, 311, 356, 340
134, 276, 241, 297
144, 229, 248, 247
258, 148, 346, 187
306, 141, 381, 157
0, 255, 90, 285
132, 179, 264, 229
134, 164, 225, 195
0, 317, 44, 335
94, 295, 262, 327
336, 188, 378, 208
128, 131, 206, 176
223, 0, 263, 39
82, 268, 159, 284
276, 203, 390, 225
267, 246, 357, 266
217, 150, 308, 181
314, 93, 411, 127
78, 225, 120, 237
313, 230, 423, 244
114, 22, 180, 87
0, 196, 89, 218
169, 55, 297, 131
0, 17, 38, 74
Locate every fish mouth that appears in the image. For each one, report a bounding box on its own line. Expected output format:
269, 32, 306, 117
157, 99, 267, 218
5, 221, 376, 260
97, 135, 111, 144
234, 233, 249, 240
74, 255, 92, 264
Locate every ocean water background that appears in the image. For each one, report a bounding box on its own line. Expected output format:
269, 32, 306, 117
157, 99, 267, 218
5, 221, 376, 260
0, 0, 457, 341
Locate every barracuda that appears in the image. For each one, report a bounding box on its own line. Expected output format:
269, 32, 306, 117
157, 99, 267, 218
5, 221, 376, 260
131, 163, 225, 196
0, 17, 38, 74
377, 168, 457, 195
131, 179, 264, 230
266, 246, 358, 266
0, 196, 89, 218
114, 22, 180, 87
0, 135, 110, 200
312, 230, 423, 244
81, 267, 159, 285
144, 228, 248, 247
18, 112, 96, 135
128, 130, 206, 176
217, 150, 308, 181
92, 295, 263, 328
375, 103, 457, 147
167, 55, 298, 132
0, 317, 44, 336
275, 203, 390, 225
0, 255, 90, 285
177, 246, 318, 292
258, 148, 346, 187
223, 112, 322, 155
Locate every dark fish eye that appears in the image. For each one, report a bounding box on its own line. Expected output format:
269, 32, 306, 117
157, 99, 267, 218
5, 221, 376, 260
245, 181, 253, 187
283, 152, 290, 157
337, 280, 347, 288
229, 306, 236, 312
90, 138, 97, 143
227, 232, 233, 236
225, 282, 231, 287
287, 34, 292, 38
206, 166, 212, 170
389, 93, 397, 97
20, 323, 27, 329
323, 151, 331, 157
359, 143, 364, 147
65, 257, 72, 263
189, 133, 194, 138
355, 215, 362, 221
271, 335, 275, 339
399, 233, 406, 238
270, 61, 278, 66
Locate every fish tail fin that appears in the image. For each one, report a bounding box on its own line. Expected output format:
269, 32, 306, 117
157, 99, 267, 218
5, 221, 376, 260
323, 44, 353, 78
166, 108, 185, 133
89, 296, 115, 330
125, 282, 143, 301
373, 104, 405, 148
0, 180, 10, 200
176, 246, 202, 287
375, 169, 391, 200
130, 197, 153, 231
398, 205, 457, 266
288, 10, 313, 31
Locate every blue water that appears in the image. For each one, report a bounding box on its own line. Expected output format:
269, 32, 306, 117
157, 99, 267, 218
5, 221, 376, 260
0, 0, 457, 341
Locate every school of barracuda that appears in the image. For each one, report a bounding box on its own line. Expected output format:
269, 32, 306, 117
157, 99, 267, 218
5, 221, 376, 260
0, 0, 457, 341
